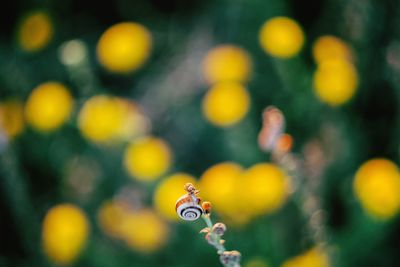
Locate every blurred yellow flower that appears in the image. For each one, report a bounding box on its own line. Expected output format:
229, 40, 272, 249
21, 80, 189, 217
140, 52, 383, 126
124, 136, 172, 181
97, 200, 127, 238
281, 247, 330, 267
202, 82, 250, 127
312, 35, 352, 64
42, 204, 89, 264
115, 99, 150, 141
97, 22, 152, 73
18, 10, 53, 52
119, 209, 169, 253
259, 17, 304, 58
242, 163, 289, 216
25, 82, 73, 132
153, 173, 197, 221
313, 59, 358, 106
202, 45, 252, 84
0, 99, 25, 139
78, 95, 148, 143
354, 158, 400, 220
199, 163, 247, 222
98, 201, 168, 253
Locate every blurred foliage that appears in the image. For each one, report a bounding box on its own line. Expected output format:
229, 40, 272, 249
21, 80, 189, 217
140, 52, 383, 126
1, 0, 400, 267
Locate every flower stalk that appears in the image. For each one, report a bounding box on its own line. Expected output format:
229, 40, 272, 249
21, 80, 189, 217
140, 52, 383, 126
178, 183, 241, 267
258, 106, 331, 262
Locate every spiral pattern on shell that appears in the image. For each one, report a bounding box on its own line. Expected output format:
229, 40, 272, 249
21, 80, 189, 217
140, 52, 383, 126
175, 195, 203, 221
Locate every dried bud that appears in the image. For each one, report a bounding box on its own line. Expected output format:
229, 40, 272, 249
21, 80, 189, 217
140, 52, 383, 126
220, 250, 241, 265
276, 133, 293, 154
212, 223, 227, 236
219, 251, 230, 265
229, 250, 241, 263
202, 201, 212, 214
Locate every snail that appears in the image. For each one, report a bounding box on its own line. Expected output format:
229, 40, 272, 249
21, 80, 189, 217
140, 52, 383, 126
175, 194, 203, 221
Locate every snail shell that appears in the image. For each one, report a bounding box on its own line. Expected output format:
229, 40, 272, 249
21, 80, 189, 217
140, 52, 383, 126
175, 194, 203, 221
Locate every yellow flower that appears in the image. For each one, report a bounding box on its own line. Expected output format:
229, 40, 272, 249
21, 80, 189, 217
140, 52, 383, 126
199, 162, 250, 224
97, 200, 128, 238
97, 22, 152, 73
78, 95, 147, 143
25, 82, 73, 132
98, 201, 169, 253
153, 173, 197, 221
119, 209, 169, 253
200, 162, 289, 224
259, 17, 304, 58
282, 247, 330, 267
42, 204, 89, 264
242, 163, 289, 216
114, 98, 150, 141
202, 45, 252, 84
312, 35, 352, 64
202, 82, 250, 127
124, 136, 172, 181
354, 158, 400, 220
313, 59, 358, 106
0, 99, 25, 139
18, 10, 53, 52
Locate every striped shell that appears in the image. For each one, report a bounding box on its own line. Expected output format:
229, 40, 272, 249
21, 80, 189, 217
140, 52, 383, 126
175, 194, 203, 221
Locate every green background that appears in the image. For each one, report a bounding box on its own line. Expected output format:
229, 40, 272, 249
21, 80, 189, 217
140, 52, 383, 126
1, 0, 400, 266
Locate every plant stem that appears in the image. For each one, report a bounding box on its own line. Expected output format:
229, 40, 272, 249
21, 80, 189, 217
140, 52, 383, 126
183, 183, 241, 267
201, 214, 226, 253
189, 193, 225, 252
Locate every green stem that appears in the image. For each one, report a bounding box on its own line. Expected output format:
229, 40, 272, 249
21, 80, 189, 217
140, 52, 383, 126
202, 214, 213, 228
